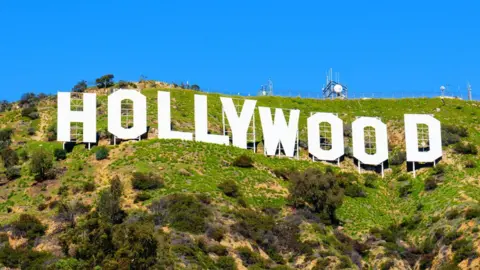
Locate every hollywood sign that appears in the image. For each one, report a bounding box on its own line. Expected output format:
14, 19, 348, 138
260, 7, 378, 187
57, 90, 442, 174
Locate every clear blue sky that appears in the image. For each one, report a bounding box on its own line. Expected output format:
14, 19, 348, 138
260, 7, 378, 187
0, 0, 478, 101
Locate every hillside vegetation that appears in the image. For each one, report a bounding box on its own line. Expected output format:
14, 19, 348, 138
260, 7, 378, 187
0, 85, 480, 269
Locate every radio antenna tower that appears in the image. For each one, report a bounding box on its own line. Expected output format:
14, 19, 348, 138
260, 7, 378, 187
322, 68, 347, 99
467, 82, 472, 101
258, 79, 274, 96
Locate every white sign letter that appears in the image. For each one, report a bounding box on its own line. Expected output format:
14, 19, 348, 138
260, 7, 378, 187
307, 113, 344, 161
404, 114, 442, 162
259, 107, 300, 157
194, 95, 229, 145
158, 91, 193, 141
352, 117, 388, 165
108, 89, 147, 139
220, 97, 256, 149
57, 92, 96, 143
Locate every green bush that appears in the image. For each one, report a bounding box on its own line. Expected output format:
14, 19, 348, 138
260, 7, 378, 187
464, 206, 480, 219
206, 225, 226, 242
424, 177, 438, 191
453, 142, 478, 155
11, 214, 46, 241
0, 148, 19, 168
30, 148, 54, 181
218, 180, 241, 198
95, 147, 109, 160
389, 151, 406, 165
134, 192, 151, 203
452, 239, 476, 263
289, 168, 344, 224
464, 159, 476, 168
398, 181, 413, 197
54, 148, 67, 161
131, 172, 164, 190
83, 181, 95, 192
236, 247, 265, 266
446, 209, 461, 220
345, 184, 366, 198
216, 256, 237, 270
149, 194, 212, 234
232, 154, 254, 168
5, 166, 21, 180
364, 174, 378, 188
97, 177, 125, 224
21, 106, 39, 120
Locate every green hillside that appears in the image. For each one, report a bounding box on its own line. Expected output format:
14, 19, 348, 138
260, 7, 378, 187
0, 86, 479, 269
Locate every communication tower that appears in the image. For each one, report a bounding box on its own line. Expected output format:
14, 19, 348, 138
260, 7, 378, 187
322, 68, 347, 99
258, 79, 274, 96
467, 82, 472, 101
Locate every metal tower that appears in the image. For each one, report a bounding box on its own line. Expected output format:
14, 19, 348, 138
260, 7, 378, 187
467, 82, 472, 101
258, 79, 274, 96
322, 68, 348, 99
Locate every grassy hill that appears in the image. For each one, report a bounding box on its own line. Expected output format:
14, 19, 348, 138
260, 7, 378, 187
0, 86, 479, 269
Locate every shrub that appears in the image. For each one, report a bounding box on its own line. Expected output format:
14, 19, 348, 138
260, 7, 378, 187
98, 189, 125, 224
464, 206, 480, 219
83, 181, 95, 192
397, 174, 411, 182
134, 192, 151, 203
232, 154, 254, 168
453, 142, 478, 155
343, 124, 352, 138
131, 172, 164, 190
424, 177, 438, 191
5, 166, 21, 180
56, 200, 90, 227
236, 247, 265, 266
95, 146, 109, 160
364, 174, 378, 188
21, 106, 39, 120
452, 239, 476, 264
72, 80, 88, 92
0, 128, 13, 143
389, 151, 406, 165
27, 127, 36, 135
216, 256, 237, 270
464, 159, 476, 168
54, 148, 67, 161
111, 219, 158, 269
11, 214, 46, 240
218, 180, 240, 198
149, 194, 211, 234
206, 225, 227, 242
46, 123, 57, 141
0, 148, 19, 168
289, 168, 344, 224
30, 148, 54, 181
446, 209, 461, 220
398, 181, 413, 197
273, 168, 294, 180
345, 184, 367, 198
443, 125, 468, 138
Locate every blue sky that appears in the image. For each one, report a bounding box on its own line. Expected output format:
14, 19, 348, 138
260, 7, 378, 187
0, 0, 478, 101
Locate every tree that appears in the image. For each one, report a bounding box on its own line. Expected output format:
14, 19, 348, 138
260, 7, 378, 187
0, 148, 18, 168
191, 84, 200, 91
0, 100, 11, 112
95, 74, 115, 89
19, 93, 39, 108
98, 177, 125, 224
30, 148, 54, 181
289, 168, 344, 224
72, 80, 87, 93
